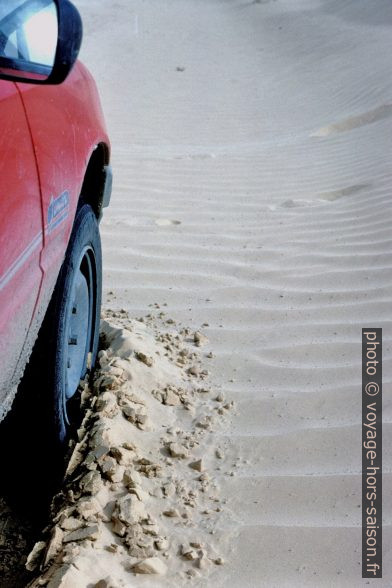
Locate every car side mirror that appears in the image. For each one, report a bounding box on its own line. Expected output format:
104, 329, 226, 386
0, 0, 82, 85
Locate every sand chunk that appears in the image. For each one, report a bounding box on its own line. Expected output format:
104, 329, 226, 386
114, 495, 147, 526
95, 393, 119, 418
124, 468, 142, 488
77, 498, 101, 520
155, 538, 169, 551
80, 471, 102, 495
60, 517, 84, 532
25, 541, 46, 571
63, 525, 100, 543
94, 578, 118, 588
135, 352, 153, 367
168, 442, 189, 459
163, 388, 181, 406
189, 459, 203, 472
100, 456, 118, 480
43, 526, 64, 567
46, 564, 74, 588
194, 332, 208, 347
163, 509, 179, 518
131, 557, 167, 575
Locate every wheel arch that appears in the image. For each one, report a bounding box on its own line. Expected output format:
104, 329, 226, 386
78, 142, 112, 219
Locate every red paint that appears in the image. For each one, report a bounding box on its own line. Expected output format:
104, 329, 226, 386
0, 61, 110, 402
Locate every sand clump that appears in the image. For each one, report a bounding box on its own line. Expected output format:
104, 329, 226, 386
26, 310, 232, 587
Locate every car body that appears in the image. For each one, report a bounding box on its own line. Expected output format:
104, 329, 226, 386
0, 0, 111, 426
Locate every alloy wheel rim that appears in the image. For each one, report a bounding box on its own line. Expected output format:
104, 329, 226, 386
63, 246, 95, 423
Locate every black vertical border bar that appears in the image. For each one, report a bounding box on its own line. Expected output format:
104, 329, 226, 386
362, 328, 382, 578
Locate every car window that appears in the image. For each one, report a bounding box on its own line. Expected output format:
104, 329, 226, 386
0, 0, 57, 67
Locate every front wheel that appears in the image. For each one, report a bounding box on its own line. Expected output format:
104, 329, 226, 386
40, 204, 102, 442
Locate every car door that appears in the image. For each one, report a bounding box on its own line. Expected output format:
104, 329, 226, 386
0, 81, 43, 410
16, 62, 106, 305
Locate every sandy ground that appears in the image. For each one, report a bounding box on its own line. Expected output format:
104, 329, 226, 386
73, 0, 392, 585
24, 311, 232, 587
6, 0, 392, 586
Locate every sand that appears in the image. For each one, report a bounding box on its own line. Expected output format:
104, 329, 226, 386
42, 0, 392, 585
27, 312, 231, 587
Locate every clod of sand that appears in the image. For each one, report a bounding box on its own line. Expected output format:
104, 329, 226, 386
25, 541, 46, 571
95, 393, 119, 418
197, 551, 210, 569
163, 509, 180, 517
80, 471, 103, 495
94, 578, 118, 588
60, 517, 84, 532
121, 404, 136, 421
131, 556, 167, 575
183, 549, 198, 561
89, 426, 110, 451
187, 366, 199, 377
43, 526, 64, 567
186, 569, 198, 579
189, 459, 203, 472
168, 442, 189, 459
181, 542, 202, 556
215, 449, 224, 459
90, 445, 111, 462
194, 331, 209, 347
114, 495, 148, 526
95, 373, 122, 391
122, 441, 136, 451
77, 498, 101, 520
123, 469, 142, 489
122, 403, 148, 429
162, 482, 176, 497
112, 519, 127, 537
135, 351, 154, 367
100, 456, 118, 480
196, 416, 213, 430
162, 387, 181, 406
63, 524, 100, 543
46, 564, 74, 588
110, 446, 133, 466
155, 538, 169, 551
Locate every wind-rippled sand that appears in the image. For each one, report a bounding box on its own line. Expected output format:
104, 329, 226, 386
76, 0, 392, 585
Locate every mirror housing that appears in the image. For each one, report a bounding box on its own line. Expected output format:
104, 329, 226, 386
0, 0, 82, 85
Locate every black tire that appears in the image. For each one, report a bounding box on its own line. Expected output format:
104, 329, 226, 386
0, 204, 102, 516
38, 203, 102, 443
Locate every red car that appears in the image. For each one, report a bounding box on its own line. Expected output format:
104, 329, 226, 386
0, 0, 111, 442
